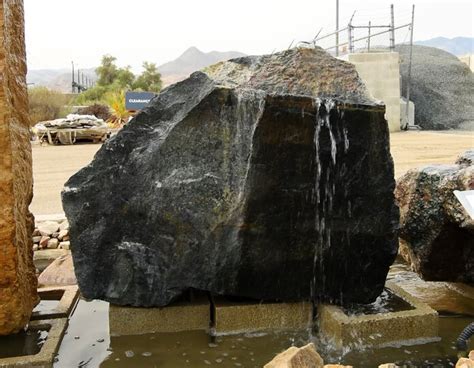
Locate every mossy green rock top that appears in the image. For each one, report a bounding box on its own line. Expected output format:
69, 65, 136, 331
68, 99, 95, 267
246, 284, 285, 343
62, 48, 398, 307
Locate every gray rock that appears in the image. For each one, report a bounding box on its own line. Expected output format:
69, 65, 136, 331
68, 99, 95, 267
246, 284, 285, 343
59, 219, 70, 231
396, 152, 474, 282
63, 48, 399, 307
37, 221, 59, 236
33, 249, 70, 272
58, 229, 69, 241
397, 45, 474, 130
59, 241, 70, 250
32, 236, 42, 243
456, 149, 474, 166
47, 238, 59, 249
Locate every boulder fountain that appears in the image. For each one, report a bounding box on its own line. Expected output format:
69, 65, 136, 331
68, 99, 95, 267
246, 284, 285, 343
63, 47, 399, 307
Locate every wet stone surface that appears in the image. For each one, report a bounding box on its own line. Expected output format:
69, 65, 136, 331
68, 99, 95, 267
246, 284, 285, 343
63, 48, 398, 307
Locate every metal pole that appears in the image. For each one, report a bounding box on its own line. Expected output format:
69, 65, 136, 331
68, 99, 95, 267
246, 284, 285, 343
368, 21, 371, 52
390, 4, 395, 51
77, 69, 80, 91
71, 61, 75, 93
404, 4, 415, 129
336, 0, 339, 56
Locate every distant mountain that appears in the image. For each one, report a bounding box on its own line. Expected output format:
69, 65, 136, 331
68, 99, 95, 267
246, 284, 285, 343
158, 47, 246, 86
26, 47, 246, 92
415, 37, 473, 56
27, 68, 96, 93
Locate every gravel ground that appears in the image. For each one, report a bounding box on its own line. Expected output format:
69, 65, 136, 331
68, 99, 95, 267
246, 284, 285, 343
30, 131, 473, 215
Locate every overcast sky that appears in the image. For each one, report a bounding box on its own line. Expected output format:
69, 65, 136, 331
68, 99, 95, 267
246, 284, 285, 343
25, 0, 473, 72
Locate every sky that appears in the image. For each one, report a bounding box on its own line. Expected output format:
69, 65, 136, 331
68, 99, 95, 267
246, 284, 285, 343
24, 0, 473, 72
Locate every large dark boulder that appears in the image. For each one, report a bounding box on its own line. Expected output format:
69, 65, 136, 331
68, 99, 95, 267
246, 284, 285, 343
397, 45, 474, 130
396, 151, 474, 283
62, 48, 399, 307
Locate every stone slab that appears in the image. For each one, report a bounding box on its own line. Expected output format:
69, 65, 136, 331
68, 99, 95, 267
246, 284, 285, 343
109, 299, 210, 336
31, 286, 79, 321
318, 281, 439, 349
0, 318, 68, 368
212, 299, 313, 335
33, 249, 69, 273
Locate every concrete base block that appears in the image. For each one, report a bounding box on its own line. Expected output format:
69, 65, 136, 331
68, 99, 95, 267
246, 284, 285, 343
109, 299, 211, 336
31, 286, 79, 321
213, 299, 313, 335
0, 318, 68, 368
318, 281, 439, 349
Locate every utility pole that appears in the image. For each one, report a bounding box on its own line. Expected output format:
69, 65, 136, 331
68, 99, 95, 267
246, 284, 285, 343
390, 4, 395, 51
336, 0, 339, 56
404, 4, 415, 129
71, 61, 75, 93
367, 21, 371, 52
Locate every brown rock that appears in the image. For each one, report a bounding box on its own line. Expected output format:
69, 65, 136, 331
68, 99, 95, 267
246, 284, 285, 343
469, 350, 474, 360
325, 365, 353, 368
396, 155, 474, 283
32, 228, 41, 237
0, 0, 38, 335
47, 238, 59, 249
39, 236, 50, 248
456, 358, 474, 368
264, 343, 324, 368
379, 364, 399, 368
38, 254, 77, 287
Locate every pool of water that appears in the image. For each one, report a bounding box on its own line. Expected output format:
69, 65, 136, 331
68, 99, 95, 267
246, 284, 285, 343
342, 288, 415, 316
52, 257, 474, 367
0, 328, 48, 359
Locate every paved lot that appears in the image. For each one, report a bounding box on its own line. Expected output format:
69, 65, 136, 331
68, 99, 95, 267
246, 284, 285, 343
30, 131, 473, 216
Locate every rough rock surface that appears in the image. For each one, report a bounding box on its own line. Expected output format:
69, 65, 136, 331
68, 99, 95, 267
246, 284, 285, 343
397, 45, 474, 130
63, 48, 399, 307
264, 343, 324, 368
396, 151, 474, 283
38, 254, 77, 287
0, 0, 38, 335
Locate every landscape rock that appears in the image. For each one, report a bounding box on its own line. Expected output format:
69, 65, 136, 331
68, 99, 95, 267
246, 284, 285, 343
37, 220, 59, 236
39, 236, 50, 248
264, 343, 324, 368
47, 238, 59, 249
38, 254, 77, 286
59, 241, 70, 250
456, 357, 474, 368
397, 45, 474, 130
0, 0, 38, 335
456, 150, 474, 167
33, 249, 69, 273
59, 219, 70, 231
32, 235, 42, 243
58, 229, 68, 240
63, 48, 399, 307
33, 244, 39, 251
396, 151, 474, 282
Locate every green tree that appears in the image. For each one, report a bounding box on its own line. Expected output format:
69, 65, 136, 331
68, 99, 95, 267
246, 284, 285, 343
95, 54, 119, 86
114, 66, 135, 89
133, 62, 162, 92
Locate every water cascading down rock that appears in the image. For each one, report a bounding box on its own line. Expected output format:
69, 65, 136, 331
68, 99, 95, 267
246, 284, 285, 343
63, 48, 399, 307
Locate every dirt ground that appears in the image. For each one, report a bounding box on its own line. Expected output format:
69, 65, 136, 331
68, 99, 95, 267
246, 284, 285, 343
30, 131, 473, 215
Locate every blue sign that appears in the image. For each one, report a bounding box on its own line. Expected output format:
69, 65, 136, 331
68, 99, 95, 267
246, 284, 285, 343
125, 91, 156, 110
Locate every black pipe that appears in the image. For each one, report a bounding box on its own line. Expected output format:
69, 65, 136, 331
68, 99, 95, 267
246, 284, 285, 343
456, 322, 474, 352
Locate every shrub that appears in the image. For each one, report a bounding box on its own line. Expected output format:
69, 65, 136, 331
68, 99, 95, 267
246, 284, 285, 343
28, 87, 71, 126
77, 103, 111, 121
